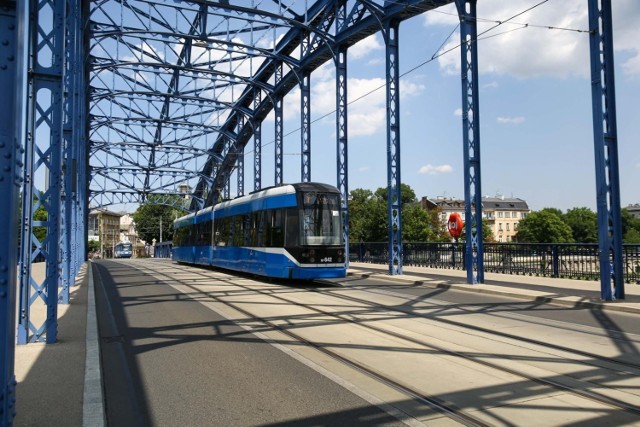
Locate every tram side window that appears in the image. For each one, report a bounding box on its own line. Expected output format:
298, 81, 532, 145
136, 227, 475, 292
248, 213, 259, 246
215, 217, 230, 246
232, 216, 244, 246
264, 209, 284, 247
286, 208, 299, 246
174, 226, 186, 247
196, 220, 212, 246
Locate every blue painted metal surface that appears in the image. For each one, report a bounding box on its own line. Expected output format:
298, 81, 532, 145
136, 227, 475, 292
1, 1, 21, 423
384, 20, 403, 275
18, 0, 66, 344
456, 0, 484, 284
301, 73, 311, 183
588, 0, 624, 300
336, 45, 350, 267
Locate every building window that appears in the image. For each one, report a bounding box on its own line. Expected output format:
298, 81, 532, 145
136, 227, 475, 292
499, 223, 503, 231
498, 212, 503, 218
499, 236, 503, 242
506, 223, 510, 231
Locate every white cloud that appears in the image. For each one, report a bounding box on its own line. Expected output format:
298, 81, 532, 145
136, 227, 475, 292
482, 81, 499, 89
419, 164, 453, 175
497, 116, 525, 124
349, 34, 383, 59
358, 166, 370, 172
425, 0, 640, 79
453, 108, 462, 117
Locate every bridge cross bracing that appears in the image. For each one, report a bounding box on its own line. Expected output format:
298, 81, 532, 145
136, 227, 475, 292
0, 0, 625, 424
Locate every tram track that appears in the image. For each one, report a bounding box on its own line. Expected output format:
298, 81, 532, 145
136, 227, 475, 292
131, 261, 640, 424
313, 282, 640, 375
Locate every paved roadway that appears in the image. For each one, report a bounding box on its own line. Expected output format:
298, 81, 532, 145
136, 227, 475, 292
13, 259, 640, 426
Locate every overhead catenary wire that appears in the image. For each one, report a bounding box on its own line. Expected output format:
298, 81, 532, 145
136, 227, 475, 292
239, 0, 582, 157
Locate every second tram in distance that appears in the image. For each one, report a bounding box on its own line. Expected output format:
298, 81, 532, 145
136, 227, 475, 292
172, 182, 346, 279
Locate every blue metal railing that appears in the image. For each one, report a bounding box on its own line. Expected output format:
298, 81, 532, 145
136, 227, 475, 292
154, 241, 173, 259
350, 242, 640, 284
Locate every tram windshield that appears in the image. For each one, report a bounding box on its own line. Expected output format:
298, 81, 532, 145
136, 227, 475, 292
301, 192, 343, 246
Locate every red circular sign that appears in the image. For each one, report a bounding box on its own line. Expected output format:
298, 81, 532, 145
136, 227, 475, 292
447, 213, 464, 239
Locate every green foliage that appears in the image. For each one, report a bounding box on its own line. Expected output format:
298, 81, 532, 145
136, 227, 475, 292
348, 184, 449, 242
460, 219, 496, 243
87, 240, 100, 253
33, 203, 48, 243
564, 207, 598, 243
133, 195, 184, 243
622, 208, 640, 243
515, 210, 574, 243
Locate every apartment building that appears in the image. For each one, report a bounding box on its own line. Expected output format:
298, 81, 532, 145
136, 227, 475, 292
627, 204, 640, 220
88, 208, 123, 257
422, 195, 530, 242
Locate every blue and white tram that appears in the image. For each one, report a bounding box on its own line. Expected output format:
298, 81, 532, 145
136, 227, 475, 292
172, 183, 346, 279
114, 242, 133, 258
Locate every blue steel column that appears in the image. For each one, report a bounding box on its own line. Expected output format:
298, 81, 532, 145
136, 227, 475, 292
237, 143, 244, 197
18, 0, 66, 343
301, 73, 311, 182
236, 116, 245, 197
61, 0, 81, 304
73, 0, 86, 277
588, 0, 623, 300
335, 46, 349, 266
253, 89, 262, 191
75, 7, 87, 272
274, 97, 283, 186
384, 20, 402, 275
1, 1, 22, 423
274, 63, 283, 186
456, 0, 484, 284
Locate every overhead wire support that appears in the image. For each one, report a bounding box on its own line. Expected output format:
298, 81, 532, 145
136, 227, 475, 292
456, 0, 484, 284
588, 0, 624, 300
384, 18, 403, 276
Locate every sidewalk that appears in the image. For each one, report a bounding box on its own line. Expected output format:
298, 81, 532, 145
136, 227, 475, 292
10, 260, 640, 426
13, 262, 103, 427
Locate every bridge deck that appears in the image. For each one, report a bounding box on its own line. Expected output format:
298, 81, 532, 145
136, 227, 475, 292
14, 259, 640, 426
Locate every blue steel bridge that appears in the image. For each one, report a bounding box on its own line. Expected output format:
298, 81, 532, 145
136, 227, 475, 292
0, 1, 625, 425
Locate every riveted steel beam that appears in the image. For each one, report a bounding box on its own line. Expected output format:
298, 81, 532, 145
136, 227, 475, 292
384, 19, 402, 275
588, 0, 623, 300
18, 0, 66, 344
456, 0, 484, 284
1, 0, 22, 422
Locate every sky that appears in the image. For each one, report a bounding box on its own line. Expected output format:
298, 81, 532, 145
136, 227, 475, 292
245, 0, 639, 213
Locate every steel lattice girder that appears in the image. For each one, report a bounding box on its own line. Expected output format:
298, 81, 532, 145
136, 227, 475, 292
86, 0, 450, 209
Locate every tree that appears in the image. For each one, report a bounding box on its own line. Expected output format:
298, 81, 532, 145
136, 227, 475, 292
564, 207, 598, 243
348, 184, 449, 243
460, 219, 496, 243
515, 210, 574, 243
87, 240, 100, 253
622, 208, 640, 243
133, 195, 184, 244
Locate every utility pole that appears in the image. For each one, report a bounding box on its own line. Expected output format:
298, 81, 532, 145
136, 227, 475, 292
160, 216, 163, 242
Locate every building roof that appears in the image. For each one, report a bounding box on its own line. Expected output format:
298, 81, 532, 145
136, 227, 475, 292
426, 196, 529, 211
89, 208, 124, 217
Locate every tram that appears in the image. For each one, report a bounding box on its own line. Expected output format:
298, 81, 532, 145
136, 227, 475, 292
114, 242, 133, 258
172, 182, 346, 279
